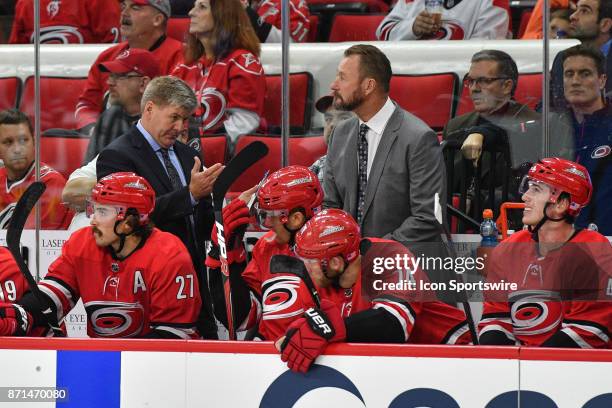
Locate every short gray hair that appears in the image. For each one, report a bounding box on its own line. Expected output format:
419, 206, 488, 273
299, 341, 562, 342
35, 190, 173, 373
141, 76, 197, 113
471, 49, 518, 97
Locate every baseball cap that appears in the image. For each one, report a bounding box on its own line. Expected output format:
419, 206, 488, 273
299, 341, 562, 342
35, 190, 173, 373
131, 0, 171, 18
99, 49, 161, 79
315, 95, 334, 113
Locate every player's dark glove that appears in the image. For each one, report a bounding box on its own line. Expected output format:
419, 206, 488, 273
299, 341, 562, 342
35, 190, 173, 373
206, 199, 250, 267
279, 299, 346, 373
0, 303, 32, 336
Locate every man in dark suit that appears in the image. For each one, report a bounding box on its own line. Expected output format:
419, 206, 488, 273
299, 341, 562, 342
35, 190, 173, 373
97, 76, 223, 339
324, 44, 446, 245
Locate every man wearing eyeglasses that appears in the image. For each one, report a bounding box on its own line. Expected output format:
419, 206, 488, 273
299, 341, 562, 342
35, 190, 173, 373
442, 50, 539, 218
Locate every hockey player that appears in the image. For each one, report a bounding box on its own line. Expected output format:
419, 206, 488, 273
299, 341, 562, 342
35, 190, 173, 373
207, 166, 323, 340
9, 0, 121, 44
276, 208, 471, 373
172, 0, 265, 144
479, 158, 612, 348
0, 109, 71, 229
376, 0, 508, 41
0, 247, 28, 303
0, 172, 202, 338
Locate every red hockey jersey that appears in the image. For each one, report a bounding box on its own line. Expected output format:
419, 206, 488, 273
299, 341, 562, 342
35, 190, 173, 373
322, 238, 471, 345
75, 36, 183, 128
241, 231, 317, 340
257, 0, 310, 42
479, 229, 612, 348
171, 48, 266, 136
39, 228, 201, 339
9, 0, 121, 44
0, 247, 28, 303
0, 163, 71, 230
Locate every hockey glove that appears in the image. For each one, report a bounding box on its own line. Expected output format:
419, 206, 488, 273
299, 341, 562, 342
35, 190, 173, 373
207, 199, 250, 267
0, 303, 31, 336
279, 299, 346, 373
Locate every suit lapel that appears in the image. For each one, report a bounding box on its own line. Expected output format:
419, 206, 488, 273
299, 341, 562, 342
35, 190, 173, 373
362, 106, 401, 218
345, 120, 359, 216
174, 142, 193, 183
131, 128, 174, 191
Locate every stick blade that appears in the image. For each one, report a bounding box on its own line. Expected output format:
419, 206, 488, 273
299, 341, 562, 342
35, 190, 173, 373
212, 141, 269, 206
6, 181, 46, 249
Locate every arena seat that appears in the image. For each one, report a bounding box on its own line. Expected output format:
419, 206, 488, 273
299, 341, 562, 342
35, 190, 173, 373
200, 135, 229, 167
328, 13, 385, 42
263, 72, 313, 134
0, 77, 21, 111
308, 0, 388, 13
307, 14, 320, 42
20, 77, 86, 131
390, 73, 459, 131
230, 134, 326, 192
40, 129, 89, 179
455, 72, 542, 116
167, 17, 190, 42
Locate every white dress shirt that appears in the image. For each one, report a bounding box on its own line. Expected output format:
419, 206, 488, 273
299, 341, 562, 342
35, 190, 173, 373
358, 97, 396, 177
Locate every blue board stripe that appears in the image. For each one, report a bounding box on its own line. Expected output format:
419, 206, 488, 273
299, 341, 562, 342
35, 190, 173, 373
56, 350, 121, 408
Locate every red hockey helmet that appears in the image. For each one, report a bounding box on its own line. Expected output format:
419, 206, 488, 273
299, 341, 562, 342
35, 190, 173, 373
295, 209, 361, 264
255, 165, 323, 228
519, 157, 592, 217
90, 172, 155, 224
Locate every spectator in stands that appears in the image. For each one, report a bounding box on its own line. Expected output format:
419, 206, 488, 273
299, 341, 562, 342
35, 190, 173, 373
0, 109, 71, 229
62, 48, 161, 232
549, 8, 574, 38
550, 0, 612, 110
96, 75, 223, 339
551, 44, 612, 235
9, 0, 121, 44
324, 44, 446, 244
172, 0, 265, 146
75, 0, 183, 131
310, 94, 354, 184
521, 0, 576, 39
443, 50, 540, 209
376, 0, 508, 41
244, 0, 310, 43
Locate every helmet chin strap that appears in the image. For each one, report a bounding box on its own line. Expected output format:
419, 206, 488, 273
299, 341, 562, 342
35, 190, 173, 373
283, 223, 300, 246
528, 203, 566, 241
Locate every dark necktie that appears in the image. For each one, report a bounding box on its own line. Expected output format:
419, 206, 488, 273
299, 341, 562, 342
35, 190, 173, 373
159, 148, 183, 191
357, 123, 369, 224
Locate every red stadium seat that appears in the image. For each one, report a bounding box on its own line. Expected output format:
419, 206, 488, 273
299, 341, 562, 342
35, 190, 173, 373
390, 74, 458, 131
230, 134, 327, 192
307, 14, 320, 42
200, 135, 228, 167
0, 77, 21, 111
263, 73, 313, 134
328, 14, 385, 42
455, 73, 542, 116
20, 77, 86, 131
40, 130, 89, 179
518, 9, 533, 39
308, 0, 389, 13
167, 17, 190, 42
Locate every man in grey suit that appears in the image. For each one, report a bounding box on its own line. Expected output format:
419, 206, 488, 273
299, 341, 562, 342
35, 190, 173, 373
324, 44, 447, 244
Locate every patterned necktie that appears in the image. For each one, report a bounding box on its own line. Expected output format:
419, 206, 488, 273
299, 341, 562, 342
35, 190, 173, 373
159, 148, 183, 191
357, 123, 369, 224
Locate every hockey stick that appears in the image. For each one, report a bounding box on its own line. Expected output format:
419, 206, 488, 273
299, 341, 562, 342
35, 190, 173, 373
213, 141, 269, 340
6, 182, 65, 337
270, 254, 321, 308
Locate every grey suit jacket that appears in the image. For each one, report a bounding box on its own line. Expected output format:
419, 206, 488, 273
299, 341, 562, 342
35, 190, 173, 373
324, 103, 447, 244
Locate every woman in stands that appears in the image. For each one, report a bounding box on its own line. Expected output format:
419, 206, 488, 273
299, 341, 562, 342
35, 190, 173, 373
172, 0, 266, 146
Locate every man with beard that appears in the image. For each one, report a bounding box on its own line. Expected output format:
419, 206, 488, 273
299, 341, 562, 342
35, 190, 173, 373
0, 172, 202, 339
550, 0, 612, 110
324, 44, 447, 244
75, 0, 183, 131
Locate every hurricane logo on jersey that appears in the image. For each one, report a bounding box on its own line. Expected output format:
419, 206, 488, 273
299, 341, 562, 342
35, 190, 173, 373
32, 26, 85, 44
198, 87, 227, 132
509, 290, 562, 336
591, 145, 611, 159
428, 22, 465, 40
85, 301, 145, 338
262, 275, 304, 320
